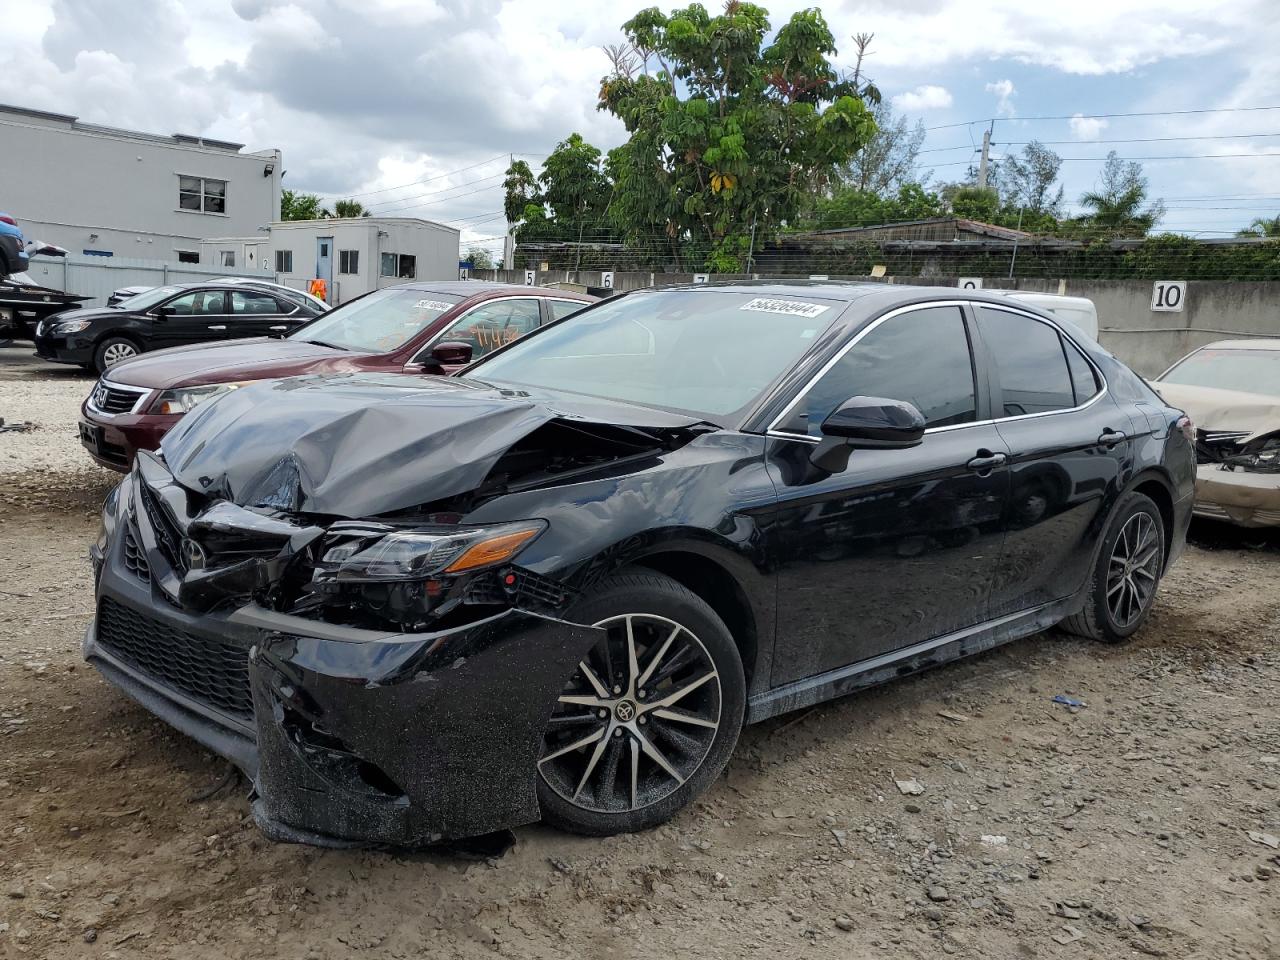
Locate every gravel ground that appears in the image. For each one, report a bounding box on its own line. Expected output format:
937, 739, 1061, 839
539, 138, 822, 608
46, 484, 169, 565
1, 350, 1277, 959
0, 345, 116, 507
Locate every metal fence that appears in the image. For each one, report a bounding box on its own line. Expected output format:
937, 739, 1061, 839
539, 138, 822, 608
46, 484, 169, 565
19, 255, 273, 307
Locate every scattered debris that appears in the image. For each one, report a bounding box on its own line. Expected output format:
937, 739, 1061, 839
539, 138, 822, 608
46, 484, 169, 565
1247, 830, 1279, 849
937, 710, 969, 723
834, 916, 855, 931
1053, 925, 1085, 945
0, 419, 37, 434
1051, 695, 1085, 708
980, 835, 1009, 847
895, 778, 926, 796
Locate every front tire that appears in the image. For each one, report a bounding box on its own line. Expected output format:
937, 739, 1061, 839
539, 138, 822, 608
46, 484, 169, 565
94, 336, 140, 373
1063, 491, 1165, 643
537, 569, 745, 836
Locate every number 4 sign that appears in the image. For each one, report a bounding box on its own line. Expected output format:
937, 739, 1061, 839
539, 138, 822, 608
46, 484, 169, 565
1151, 280, 1186, 312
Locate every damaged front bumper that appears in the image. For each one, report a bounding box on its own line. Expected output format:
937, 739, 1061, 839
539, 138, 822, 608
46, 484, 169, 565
1193, 463, 1280, 528
86, 482, 603, 847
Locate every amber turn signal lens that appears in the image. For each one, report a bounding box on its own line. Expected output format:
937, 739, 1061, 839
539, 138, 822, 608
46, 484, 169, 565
443, 528, 541, 573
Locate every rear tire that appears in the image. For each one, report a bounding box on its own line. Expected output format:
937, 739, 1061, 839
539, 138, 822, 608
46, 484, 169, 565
1062, 491, 1165, 644
94, 336, 140, 373
537, 569, 745, 836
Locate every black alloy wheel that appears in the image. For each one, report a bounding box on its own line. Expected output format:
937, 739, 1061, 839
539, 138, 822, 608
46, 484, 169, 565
537, 570, 744, 835
1063, 491, 1165, 643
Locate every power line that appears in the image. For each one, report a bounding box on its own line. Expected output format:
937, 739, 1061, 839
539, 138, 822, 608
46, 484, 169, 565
312, 154, 510, 201
365, 172, 506, 210
923, 104, 1280, 132
920, 131, 1280, 155
929, 152, 1280, 169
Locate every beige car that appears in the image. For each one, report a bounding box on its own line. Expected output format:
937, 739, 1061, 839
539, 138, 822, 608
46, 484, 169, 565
1153, 339, 1280, 527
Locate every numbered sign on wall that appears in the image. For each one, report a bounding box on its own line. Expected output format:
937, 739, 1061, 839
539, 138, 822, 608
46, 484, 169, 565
1151, 280, 1186, 312
601, 271, 614, 289
693, 273, 709, 284
458, 267, 470, 281
523, 269, 536, 286
958, 277, 984, 290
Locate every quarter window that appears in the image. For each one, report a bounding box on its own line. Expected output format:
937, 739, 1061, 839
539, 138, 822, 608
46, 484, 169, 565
339, 250, 359, 274
548, 299, 585, 321
275, 250, 293, 273
434, 299, 541, 360
779, 305, 976, 436
179, 176, 227, 214
977, 308, 1077, 416
1064, 338, 1100, 405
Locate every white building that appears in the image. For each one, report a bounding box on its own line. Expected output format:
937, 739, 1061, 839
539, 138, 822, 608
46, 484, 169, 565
200, 217, 460, 304
0, 102, 281, 263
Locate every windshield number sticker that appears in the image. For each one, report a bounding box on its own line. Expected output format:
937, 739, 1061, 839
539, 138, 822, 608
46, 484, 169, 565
414, 299, 452, 312
741, 298, 830, 319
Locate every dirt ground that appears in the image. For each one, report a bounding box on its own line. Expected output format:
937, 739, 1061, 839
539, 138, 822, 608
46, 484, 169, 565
0, 394, 1278, 958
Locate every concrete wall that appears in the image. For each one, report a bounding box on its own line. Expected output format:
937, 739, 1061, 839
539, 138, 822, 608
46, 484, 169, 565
475, 269, 1280, 376
1, 106, 281, 262
21, 254, 263, 308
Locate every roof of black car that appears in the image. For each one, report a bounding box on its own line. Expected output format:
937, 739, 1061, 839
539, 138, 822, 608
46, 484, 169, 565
648, 279, 1061, 315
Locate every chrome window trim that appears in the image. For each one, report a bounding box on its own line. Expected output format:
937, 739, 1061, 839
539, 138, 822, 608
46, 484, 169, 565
765, 299, 1110, 444
86, 379, 152, 417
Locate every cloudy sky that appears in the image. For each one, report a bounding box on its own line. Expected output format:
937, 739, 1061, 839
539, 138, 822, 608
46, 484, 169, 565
4, 0, 1279, 257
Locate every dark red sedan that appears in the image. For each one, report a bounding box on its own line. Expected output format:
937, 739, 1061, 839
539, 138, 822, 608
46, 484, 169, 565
79, 281, 594, 471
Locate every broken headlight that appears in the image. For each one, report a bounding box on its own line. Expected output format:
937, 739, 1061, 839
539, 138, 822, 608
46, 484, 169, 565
1224, 436, 1280, 473
318, 519, 547, 583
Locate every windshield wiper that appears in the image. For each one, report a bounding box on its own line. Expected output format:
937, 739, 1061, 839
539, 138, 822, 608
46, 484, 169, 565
298, 338, 348, 351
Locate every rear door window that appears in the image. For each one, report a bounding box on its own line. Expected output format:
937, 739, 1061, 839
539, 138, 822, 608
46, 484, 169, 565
977, 308, 1076, 417
777, 305, 977, 436
435, 299, 542, 359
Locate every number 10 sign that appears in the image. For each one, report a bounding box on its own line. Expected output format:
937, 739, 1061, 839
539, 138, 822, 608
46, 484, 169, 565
1151, 280, 1186, 312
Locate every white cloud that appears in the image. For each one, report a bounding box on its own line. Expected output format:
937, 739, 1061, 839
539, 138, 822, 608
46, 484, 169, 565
986, 79, 1016, 117
892, 84, 953, 111
1069, 113, 1109, 140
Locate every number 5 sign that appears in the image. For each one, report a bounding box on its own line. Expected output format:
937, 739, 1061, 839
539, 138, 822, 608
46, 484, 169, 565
1151, 280, 1186, 312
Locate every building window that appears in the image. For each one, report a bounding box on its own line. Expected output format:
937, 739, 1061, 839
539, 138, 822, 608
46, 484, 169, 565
220, 250, 235, 268
179, 176, 227, 214
339, 250, 359, 274
175, 250, 199, 264
275, 250, 293, 273
379, 252, 416, 279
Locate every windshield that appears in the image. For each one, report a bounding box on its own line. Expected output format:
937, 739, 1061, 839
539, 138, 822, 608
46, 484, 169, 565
1160, 346, 1280, 396
119, 285, 183, 311
470, 290, 842, 419
286, 288, 460, 352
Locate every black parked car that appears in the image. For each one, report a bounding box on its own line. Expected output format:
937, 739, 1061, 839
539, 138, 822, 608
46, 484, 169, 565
35, 281, 325, 372
86, 283, 1195, 847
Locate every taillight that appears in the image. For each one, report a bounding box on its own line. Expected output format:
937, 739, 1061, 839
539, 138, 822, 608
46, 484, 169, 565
0, 215, 15, 226
1176, 415, 1194, 442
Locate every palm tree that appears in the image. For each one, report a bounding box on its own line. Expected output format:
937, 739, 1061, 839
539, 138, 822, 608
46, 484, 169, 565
1236, 214, 1280, 238
1075, 152, 1164, 237
331, 199, 370, 218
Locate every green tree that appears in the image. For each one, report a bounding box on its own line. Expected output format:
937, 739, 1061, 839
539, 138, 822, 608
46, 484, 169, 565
280, 189, 329, 221
999, 141, 1064, 218
502, 159, 538, 229
538, 133, 612, 262
598, 3, 877, 270
1074, 151, 1165, 237
948, 185, 1001, 223
331, 199, 370, 218
807, 181, 943, 229
464, 246, 496, 269
838, 99, 927, 196
1237, 214, 1280, 238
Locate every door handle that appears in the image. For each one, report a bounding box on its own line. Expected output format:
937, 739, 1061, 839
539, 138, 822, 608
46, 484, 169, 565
1098, 429, 1128, 447
966, 450, 1008, 473
207, 324, 227, 331
269, 324, 288, 331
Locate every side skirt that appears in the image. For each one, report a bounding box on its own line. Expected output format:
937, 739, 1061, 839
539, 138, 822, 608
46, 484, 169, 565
746, 598, 1075, 724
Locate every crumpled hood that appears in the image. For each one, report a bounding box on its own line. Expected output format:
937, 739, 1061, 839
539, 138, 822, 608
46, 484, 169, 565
1152, 381, 1280, 440
159, 373, 705, 517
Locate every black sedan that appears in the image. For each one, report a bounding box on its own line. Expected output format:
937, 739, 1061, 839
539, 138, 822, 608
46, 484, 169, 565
85, 282, 1195, 846
35, 281, 324, 373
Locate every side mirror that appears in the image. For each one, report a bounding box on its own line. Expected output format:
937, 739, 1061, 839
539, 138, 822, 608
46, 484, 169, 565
811, 396, 926, 472
431, 341, 473, 366
153, 305, 175, 319
820, 396, 926, 448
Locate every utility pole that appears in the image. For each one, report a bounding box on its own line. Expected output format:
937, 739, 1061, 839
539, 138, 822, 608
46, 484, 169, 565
977, 125, 992, 190
503, 152, 516, 272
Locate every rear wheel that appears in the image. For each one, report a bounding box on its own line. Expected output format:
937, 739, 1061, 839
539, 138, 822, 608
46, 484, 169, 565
94, 336, 140, 373
537, 570, 745, 836
1062, 492, 1165, 643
